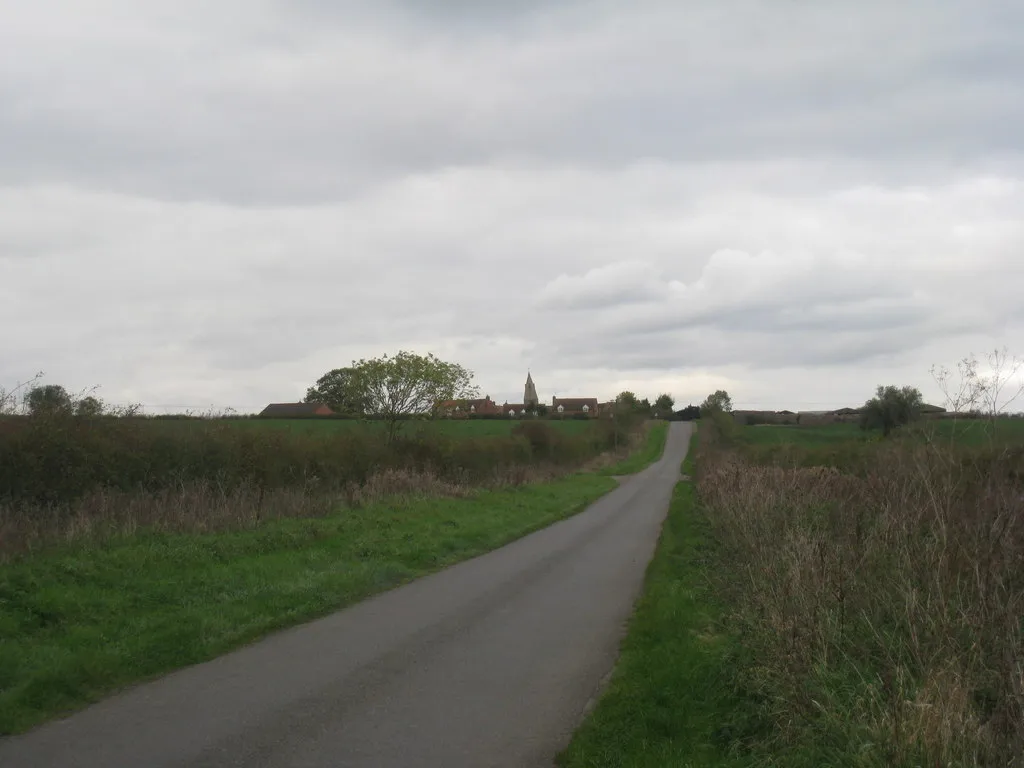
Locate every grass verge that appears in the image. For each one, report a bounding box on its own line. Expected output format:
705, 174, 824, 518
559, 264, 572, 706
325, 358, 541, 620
558, 431, 759, 768
0, 473, 616, 735
598, 421, 669, 476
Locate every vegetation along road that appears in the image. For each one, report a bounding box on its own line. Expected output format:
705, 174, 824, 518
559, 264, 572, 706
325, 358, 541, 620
0, 422, 693, 768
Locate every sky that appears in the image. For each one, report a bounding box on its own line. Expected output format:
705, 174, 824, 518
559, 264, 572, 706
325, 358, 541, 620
2, 0, 1023, 413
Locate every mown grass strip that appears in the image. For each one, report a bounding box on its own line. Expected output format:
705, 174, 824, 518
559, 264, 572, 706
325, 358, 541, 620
0, 473, 616, 735
558, 433, 760, 768
598, 421, 669, 476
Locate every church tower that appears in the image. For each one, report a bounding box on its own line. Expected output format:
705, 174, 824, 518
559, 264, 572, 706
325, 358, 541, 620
524, 372, 539, 408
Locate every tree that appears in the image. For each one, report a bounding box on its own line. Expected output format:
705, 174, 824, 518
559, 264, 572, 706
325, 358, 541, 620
76, 396, 104, 417
674, 404, 701, 421
860, 385, 923, 436
980, 348, 1024, 421
305, 367, 371, 416
932, 347, 1024, 428
700, 389, 733, 416
654, 393, 675, 416
1, 372, 44, 415
352, 351, 478, 441
615, 391, 639, 410
25, 384, 74, 416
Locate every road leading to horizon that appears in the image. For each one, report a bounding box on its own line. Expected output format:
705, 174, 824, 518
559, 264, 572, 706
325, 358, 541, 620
0, 422, 693, 768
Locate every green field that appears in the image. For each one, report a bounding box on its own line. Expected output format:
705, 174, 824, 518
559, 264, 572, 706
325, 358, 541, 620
147, 417, 598, 438
739, 417, 1024, 448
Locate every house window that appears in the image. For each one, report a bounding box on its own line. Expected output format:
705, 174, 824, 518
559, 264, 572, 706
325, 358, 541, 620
470, 405, 475, 413
582, 404, 590, 413
557, 404, 564, 413
509, 409, 515, 417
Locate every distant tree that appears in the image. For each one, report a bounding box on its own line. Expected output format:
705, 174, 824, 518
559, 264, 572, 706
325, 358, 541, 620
700, 389, 733, 416
75, 395, 104, 417
654, 393, 675, 415
675, 404, 701, 421
931, 347, 1024, 423
25, 384, 74, 417
305, 367, 371, 416
353, 351, 479, 442
615, 391, 640, 410
860, 385, 924, 436
638, 397, 652, 415
980, 348, 1024, 421
536, 403, 549, 418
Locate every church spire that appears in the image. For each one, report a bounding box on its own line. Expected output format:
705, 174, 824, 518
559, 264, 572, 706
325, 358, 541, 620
524, 371, 539, 408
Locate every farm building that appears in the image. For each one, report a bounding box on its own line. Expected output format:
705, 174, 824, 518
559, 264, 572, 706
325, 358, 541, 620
259, 402, 334, 418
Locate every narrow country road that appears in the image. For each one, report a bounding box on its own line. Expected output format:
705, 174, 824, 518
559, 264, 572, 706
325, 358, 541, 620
0, 423, 693, 768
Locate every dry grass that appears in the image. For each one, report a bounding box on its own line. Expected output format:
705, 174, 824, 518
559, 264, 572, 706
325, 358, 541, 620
0, 460, 595, 560
697, 417, 1024, 766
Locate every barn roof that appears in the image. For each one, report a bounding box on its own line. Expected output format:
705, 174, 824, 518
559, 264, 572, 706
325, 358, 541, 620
259, 402, 333, 417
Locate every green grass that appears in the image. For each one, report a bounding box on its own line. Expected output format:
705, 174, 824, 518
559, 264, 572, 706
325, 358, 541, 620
739, 417, 1024, 448
739, 421, 865, 446
559, 432, 763, 768
0, 474, 616, 735
598, 421, 669, 476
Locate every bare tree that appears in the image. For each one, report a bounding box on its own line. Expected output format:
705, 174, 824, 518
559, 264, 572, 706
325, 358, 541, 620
0, 372, 44, 415
982, 347, 1024, 420
931, 355, 988, 417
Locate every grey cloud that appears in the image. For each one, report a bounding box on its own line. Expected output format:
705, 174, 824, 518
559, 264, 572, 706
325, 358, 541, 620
2, 1, 1024, 411
2, 1, 1024, 204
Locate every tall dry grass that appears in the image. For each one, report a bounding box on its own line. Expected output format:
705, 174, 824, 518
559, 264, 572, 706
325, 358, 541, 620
698, 417, 1024, 765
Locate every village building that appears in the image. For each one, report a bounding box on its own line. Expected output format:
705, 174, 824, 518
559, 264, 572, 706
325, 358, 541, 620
440, 373, 603, 418
551, 396, 600, 416
259, 402, 334, 417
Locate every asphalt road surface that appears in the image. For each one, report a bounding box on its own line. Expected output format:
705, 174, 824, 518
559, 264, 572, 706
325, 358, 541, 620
0, 422, 693, 768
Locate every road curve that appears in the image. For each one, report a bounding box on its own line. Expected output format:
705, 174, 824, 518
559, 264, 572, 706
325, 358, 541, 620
0, 422, 693, 768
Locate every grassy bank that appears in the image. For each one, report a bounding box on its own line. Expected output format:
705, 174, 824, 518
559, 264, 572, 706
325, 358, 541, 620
559, 430, 753, 767
598, 421, 669, 476
0, 473, 616, 735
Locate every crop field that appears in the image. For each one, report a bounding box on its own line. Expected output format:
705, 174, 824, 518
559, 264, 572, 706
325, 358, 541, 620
740, 416, 1024, 447
219, 417, 597, 437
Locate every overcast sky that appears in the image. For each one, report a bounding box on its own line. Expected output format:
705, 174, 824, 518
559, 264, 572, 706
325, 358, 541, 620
2, 0, 1022, 413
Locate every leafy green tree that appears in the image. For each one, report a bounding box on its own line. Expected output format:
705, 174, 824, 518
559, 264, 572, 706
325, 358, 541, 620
305, 367, 370, 416
76, 395, 104, 417
700, 389, 733, 416
654, 393, 675, 415
676, 404, 701, 421
615, 391, 639, 410
352, 351, 479, 441
25, 384, 74, 416
860, 385, 923, 436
